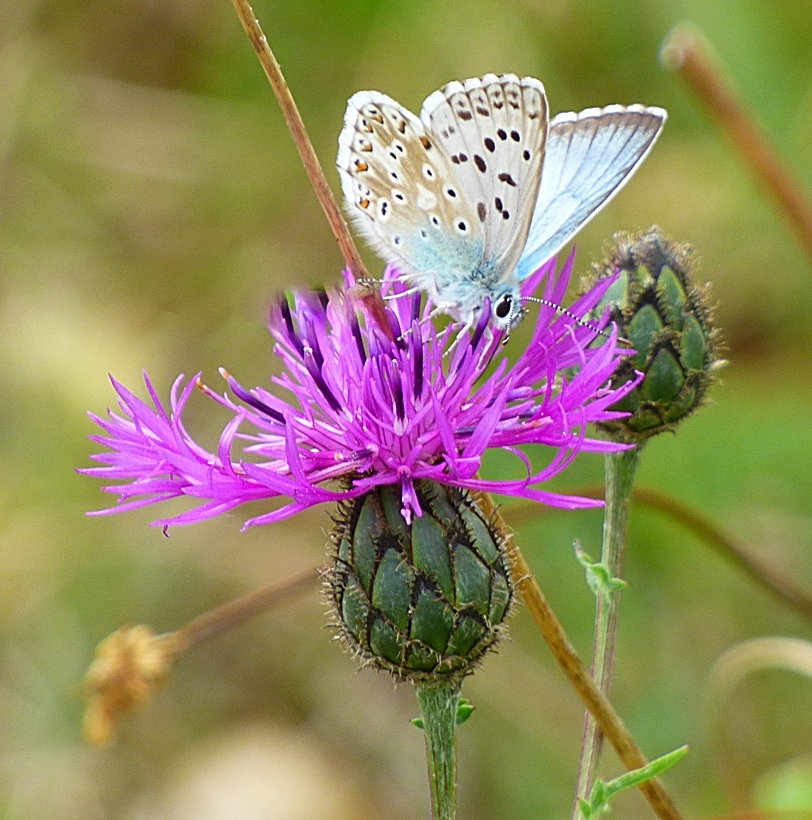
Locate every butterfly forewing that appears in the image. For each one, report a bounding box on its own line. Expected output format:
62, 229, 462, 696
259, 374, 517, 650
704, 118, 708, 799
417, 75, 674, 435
421, 74, 548, 277
337, 91, 484, 291
516, 104, 666, 280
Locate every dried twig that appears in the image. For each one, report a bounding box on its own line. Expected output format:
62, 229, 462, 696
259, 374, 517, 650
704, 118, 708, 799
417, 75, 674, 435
662, 25, 812, 265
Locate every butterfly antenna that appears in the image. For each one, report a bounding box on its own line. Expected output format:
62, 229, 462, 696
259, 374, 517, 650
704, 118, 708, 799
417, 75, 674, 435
521, 296, 612, 340
357, 277, 384, 288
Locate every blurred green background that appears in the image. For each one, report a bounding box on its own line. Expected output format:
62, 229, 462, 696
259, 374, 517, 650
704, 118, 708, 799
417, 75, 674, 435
1, 0, 811, 817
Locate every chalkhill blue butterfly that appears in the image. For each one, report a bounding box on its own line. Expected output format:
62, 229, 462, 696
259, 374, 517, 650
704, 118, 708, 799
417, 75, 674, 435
337, 73, 666, 331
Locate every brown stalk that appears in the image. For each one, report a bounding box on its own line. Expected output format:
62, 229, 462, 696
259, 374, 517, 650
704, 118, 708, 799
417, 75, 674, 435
172, 564, 322, 652
661, 25, 812, 265
477, 493, 686, 820
632, 486, 812, 623
506, 541, 685, 820
507, 485, 812, 624
228, 0, 392, 332
83, 566, 322, 744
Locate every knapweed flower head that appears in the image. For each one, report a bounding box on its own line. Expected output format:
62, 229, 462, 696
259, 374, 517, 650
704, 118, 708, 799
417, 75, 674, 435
582, 226, 724, 443
83, 252, 637, 530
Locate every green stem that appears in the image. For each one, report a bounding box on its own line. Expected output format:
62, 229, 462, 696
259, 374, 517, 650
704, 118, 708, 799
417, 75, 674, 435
414, 679, 462, 820
573, 446, 642, 816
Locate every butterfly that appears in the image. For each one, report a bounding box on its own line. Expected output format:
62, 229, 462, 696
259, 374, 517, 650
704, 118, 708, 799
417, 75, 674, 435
337, 73, 666, 332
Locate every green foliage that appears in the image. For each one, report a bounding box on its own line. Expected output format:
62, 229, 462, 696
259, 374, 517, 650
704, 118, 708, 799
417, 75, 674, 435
412, 697, 475, 730
577, 746, 689, 820
574, 541, 628, 602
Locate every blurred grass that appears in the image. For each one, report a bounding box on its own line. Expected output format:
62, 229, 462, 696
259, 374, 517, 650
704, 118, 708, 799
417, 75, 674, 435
1, 0, 811, 818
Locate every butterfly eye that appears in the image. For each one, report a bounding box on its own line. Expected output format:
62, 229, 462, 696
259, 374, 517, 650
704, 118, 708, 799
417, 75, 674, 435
495, 294, 513, 320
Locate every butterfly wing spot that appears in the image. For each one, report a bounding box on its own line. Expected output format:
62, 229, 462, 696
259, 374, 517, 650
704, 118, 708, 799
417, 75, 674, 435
510, 130, 520, 142
484, 137, 496, 152
386, 110, 407, 134
393, 190, 407, 203
360, 104, 384, 124
420, 136, 433, 150
354, 159, 369, 172
477, 202, 487, 222
497, 128, 507, 140
522, 149, 531, 161
471, 92, 491, 118
493, 197, 511, 220
498, 172, 517, 187
444, 187, 457, 199
474, 155, 487, 173
378, 199, 391, 220
521, 85, 544, 120
422, 164, 436, 180
487, 90, 505, 112
456, 220, 469, 233
450, 153, 469, 165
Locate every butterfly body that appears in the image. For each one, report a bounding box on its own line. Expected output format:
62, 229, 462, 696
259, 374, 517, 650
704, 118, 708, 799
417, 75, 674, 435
337, 74, 666, 331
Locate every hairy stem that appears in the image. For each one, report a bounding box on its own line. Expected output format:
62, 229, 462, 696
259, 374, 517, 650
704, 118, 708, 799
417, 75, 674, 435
414, 680, 462, 820
504, 539, 684, 820
573, 447, 641, 815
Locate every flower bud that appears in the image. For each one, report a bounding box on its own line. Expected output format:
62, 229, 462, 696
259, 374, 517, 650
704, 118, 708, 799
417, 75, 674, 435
326, 482, 514, 683
585, 226, 724, 442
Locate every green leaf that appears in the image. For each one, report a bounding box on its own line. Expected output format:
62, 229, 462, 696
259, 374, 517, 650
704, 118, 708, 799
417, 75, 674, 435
574, 541, 627, 602
578, 746, 689, 819
455, 698, 475, 725
412, 697, 475, 730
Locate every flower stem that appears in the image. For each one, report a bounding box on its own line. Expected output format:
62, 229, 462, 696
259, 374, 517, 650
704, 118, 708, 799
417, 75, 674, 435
414, 680, 462, 820
507, 487, 812, 624
574, 446, 641, 814
632, 486, 812, 622
173, 565, 321, 651
505, 540, 684, 820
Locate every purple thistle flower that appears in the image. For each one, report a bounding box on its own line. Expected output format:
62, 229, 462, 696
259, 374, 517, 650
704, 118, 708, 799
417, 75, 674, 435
82, 252, 638, 529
